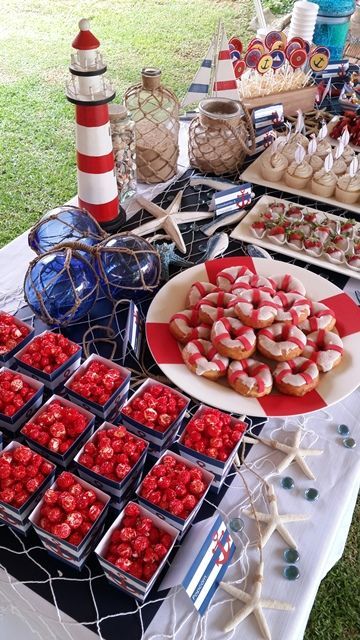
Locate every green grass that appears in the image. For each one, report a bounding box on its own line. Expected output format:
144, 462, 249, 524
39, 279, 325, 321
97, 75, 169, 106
0, 2, 359, 638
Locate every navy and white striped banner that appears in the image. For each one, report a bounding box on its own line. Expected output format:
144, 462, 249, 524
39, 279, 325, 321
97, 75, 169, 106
215, 183, 253, 216
160, 514, 235, 615
252, 103, 284, 129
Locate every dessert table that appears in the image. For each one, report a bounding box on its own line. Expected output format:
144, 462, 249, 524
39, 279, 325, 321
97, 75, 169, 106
0, 122, 359, 640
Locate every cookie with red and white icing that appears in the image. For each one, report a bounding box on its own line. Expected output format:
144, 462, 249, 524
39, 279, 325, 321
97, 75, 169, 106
169, 309, 211, 344
216, 266, 253, 292
299, 301, 336, 334
185, 281, 219, 309
182, 339, 229, 380
231, 289, 280, 328
273, 357, 319, 396
257, 322, 306, 362
210, 317, 256, 360
197, 292, 236, 325
273, 292, 310, 325
231, 274, 275, 296
303, 330, 344, 372
268, 274, 306, 296
228, 359, 273, 397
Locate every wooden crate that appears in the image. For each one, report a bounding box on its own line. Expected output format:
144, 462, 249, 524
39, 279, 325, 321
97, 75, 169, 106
242, 85, 317, 117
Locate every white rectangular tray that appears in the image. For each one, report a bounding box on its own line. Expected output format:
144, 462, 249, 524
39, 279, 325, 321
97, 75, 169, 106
230, 195, 360, 281
240, 153, 360, 216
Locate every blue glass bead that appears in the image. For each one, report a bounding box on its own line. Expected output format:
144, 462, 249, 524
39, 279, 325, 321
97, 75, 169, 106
283, 548, 300, 563
304, 488, 319, 502
283, 565, 300, 581
281, 476, 295, 490
229, 517, 244, 533
343, 437, 356, 449
29, 206, 105, 255
337, 424, 350, 436
96, 234, 161, 301
24, 250, 98, 326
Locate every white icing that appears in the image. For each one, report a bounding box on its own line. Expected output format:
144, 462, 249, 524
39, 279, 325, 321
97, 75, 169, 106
199, 292, 236, 322
187, 282, 218, 307
273, 293, 310, 323
273, 357, 318, 386
303, 330, 343, 372
170, 310, 210, 340
216, 266, 252, 292
258, 323, 306, 357
231, 274, 275, 294
233, 290, 278, 322
269, 274, 306, 296
211, 318, 256, 350
228, 359, 272, 389
299, 302, 334, 333
183, 340, 229, 375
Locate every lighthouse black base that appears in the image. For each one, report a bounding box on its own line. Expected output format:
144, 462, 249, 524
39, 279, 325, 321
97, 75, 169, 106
100, 205, 127, 233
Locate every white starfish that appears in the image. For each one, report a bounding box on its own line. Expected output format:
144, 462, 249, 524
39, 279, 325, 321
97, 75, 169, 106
244, 428, 323, 480
131, 190, 213, 253
242, 483, 309, 549
220, 561, 294, 638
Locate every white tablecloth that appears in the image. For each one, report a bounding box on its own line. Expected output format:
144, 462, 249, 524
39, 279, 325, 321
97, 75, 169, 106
0, 123, 359, 640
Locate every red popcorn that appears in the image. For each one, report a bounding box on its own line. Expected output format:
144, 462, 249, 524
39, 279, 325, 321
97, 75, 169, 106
104, 502, 174, 582
18, 332, 79, 374
181, 408, 246, 462
69, 360, 124, 405
122, 384, 187, 433
139, 455, 209, 520
78, 425, 147, 482
0, 313, 30, 356
38, 472, 104, 544
21, 400, 91, 456
0, 370, 37, 417
0, 445, 54, 508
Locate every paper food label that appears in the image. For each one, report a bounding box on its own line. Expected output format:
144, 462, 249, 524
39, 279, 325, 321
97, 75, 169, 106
160, 514, 235, 615
252, 103, 284, 128
215, 183, 253, 216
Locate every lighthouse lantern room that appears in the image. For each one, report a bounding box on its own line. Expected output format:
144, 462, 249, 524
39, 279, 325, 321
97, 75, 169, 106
66, 19, 123, 230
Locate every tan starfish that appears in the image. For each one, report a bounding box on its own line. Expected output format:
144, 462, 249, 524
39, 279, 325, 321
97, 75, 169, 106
220, 561, 294, 638
242, 483, 309, 549
244, 428, 323, 480
131, 190, 212, 253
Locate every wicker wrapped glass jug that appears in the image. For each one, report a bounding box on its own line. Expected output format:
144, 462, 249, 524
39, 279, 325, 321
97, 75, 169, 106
188, 98, 256, 175
125, 68, 180, 184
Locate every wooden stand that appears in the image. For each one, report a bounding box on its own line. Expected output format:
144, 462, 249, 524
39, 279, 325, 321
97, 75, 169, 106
242, 85, 317, 117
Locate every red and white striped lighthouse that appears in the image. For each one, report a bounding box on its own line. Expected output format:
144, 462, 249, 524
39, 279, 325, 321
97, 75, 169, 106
66, 19, 123, 230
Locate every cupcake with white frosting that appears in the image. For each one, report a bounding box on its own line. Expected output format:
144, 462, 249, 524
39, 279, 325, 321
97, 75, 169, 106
311, 152, 336, 198
335, 157, 360, 203
261, 137, 288, 182
285, 144, 312, 189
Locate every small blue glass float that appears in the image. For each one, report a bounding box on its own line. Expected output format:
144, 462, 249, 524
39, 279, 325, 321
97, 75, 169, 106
24, 249, 99, 326
283, 548, 300, 563
229, 517, 245, 533
28, 206, 106, 255
281, 476, 295, 490
304, 488, 319, 502
343, 437, 356, 449
96, 233, 161, 301
337, 424, 350, 437
283, 565, 300, 581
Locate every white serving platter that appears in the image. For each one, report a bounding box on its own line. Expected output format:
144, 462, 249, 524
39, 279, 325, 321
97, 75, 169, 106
230, 195, 360, 281
146, 257, 360, 418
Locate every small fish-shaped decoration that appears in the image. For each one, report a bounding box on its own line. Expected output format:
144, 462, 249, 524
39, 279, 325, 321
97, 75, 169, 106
247, 244, 273, 259
190, 175, 238, 191
200, 209, 246, 236
198, 232, 229, 262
